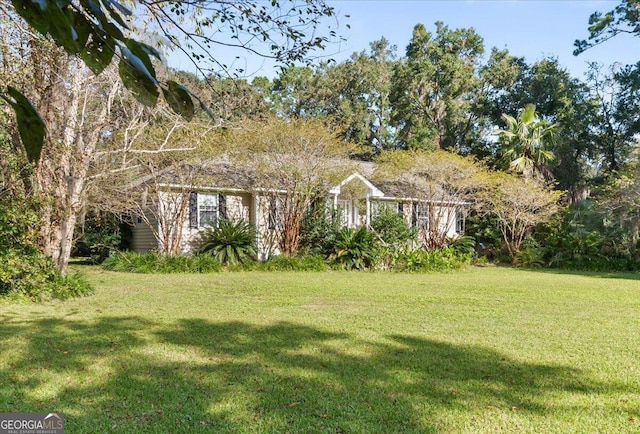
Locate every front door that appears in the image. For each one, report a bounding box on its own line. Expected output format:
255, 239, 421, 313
337, 199, 353, 228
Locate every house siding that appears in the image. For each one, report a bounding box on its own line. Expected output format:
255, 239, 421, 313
254, 194, 281, 260
131, 213, 159, 253
179, 190, 252, 254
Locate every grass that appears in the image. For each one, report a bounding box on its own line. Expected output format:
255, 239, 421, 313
1, 267, 639, 433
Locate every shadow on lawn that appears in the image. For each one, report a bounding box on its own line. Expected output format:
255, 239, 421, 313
0, 316, 635, 433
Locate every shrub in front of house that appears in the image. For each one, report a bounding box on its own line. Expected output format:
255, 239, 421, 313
72, 211, 123, 264
391, 246, 473, 272
327, 226, 380, 270
370, 206, 416, 248
196, 219, 257, 266
298, 206, 343, 256
0, 250, 94, 301
102, 252, 223, 273
254, 254, 328, 271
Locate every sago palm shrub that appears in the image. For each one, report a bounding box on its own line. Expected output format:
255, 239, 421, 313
327, 226, 379, 270
197, 219, 257, 266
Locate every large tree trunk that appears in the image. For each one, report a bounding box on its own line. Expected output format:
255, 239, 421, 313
33, 59, 117, 274
35, 61, 82, 275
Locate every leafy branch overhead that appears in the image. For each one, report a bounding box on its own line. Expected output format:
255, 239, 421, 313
0, 86, 46, 164
574, 0, 640, 55
3, 0, 339, 161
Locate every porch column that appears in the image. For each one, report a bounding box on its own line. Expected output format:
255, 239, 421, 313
365, 194, 371, 226
253, 194, 261, 258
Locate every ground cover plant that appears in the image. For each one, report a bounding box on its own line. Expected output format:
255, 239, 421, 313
0, 267, 638, 433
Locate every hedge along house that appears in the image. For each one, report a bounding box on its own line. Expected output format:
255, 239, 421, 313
127, 159, 467, 258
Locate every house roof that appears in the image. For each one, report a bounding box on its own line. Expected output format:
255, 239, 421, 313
130, 158, 468, 205
329, 172, 385, 197
373, 179, 469, 206
155, 160, 259, 191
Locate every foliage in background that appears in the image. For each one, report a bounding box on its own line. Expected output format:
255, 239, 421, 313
390, 22, 484, 150
2, 0, 340, 147
73, 211, 123, 264
196, 219, 257, 266
539, 200, 639, 271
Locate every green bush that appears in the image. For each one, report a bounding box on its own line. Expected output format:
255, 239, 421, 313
515, 248, 546, 268
539, 202, 640, 271
73, 211, 122, 264
391, 246, 473, 273
0, 250, 94, 301
464, 213, 505, 262
0, 250, 55, 298
196, 219, 257, 266
327, 226, 379, 270
448, 235, 476, 256
370, 206, 416, 248
254, 255, 328, 271
102, 252, 223, 273
51, 273, 95, 300
0, 192, 94, 301
298, 206, 343, 255
0, 193, 40, 255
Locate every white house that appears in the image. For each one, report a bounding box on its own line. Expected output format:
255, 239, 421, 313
127, 160, 467, 258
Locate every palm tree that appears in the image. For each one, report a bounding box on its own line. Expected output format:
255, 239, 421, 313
497, 104, 556, 180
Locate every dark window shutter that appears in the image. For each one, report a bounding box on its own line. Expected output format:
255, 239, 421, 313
189, 192, 198, 228
411, 202, 417, 227
218, 193, 227, 220
397, 202, 404, 214
268, 197, 277, 230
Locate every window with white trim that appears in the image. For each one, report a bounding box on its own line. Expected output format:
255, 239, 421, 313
413, 203, 429, 230
198, 193, 218, 227
337, 199, 352, 227
188, 192, 227, 228
268, 196, 284, 230
456, 208, 465, 233
371, 201, 404, 219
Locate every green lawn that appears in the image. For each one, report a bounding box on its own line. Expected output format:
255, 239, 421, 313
1, 267, 639, 433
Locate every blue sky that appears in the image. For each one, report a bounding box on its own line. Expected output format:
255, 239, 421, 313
168, 1, 639, 80
331, 0, 637, 78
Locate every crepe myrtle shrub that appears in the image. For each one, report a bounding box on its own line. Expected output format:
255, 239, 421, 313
196, 219, 257, 266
